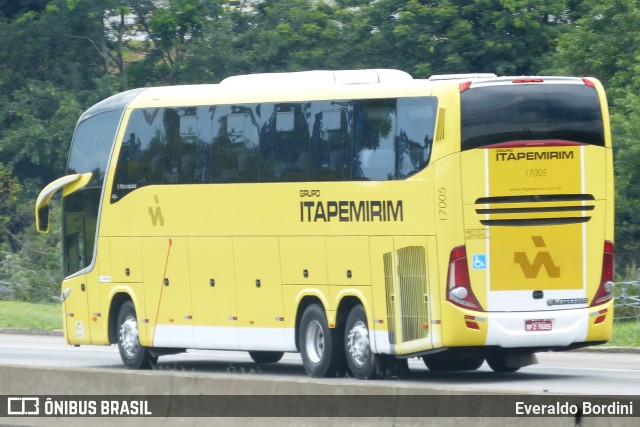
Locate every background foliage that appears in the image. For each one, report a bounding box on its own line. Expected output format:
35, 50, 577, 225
0, 0, 637, 302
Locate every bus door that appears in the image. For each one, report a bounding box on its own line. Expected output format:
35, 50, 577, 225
62, 212, 92, 344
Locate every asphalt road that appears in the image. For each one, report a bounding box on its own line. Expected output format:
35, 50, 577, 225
1, 332, 638, 396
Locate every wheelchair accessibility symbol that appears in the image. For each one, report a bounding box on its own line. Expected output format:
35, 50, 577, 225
472, 254, 487, 270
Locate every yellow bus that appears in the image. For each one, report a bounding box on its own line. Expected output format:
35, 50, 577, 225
36, 69, 614, 378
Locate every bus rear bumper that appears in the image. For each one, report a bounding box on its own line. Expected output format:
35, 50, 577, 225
485, 310, 588, 348
440, 300, 613, 350
484, 303, 613, 348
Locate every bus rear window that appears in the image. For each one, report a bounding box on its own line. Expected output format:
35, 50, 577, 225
461, 84, 605, 150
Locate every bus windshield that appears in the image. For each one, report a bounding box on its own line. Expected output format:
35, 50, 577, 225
460, 83, 605, 150
63, 109, 122, 276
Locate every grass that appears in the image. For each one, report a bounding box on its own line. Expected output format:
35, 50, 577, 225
0, 301, 638, 346
0, 301, 62, 331
608, 320, 640, 346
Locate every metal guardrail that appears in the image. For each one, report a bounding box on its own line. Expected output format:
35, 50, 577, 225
614, 280, 640, 321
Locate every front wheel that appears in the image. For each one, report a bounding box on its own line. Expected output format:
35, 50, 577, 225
117, 301, 157, 369
344, 305, 384, 380
298, 304, 345, 377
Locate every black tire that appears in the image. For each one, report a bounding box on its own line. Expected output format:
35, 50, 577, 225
423, 355, 484, 372
298, 304, 345, 377
487, 356, 521, 373
461, 356, 485, 371
116, 301, 157, 369
384, 356, 411, 379
423, 356, 462, 372
344, 305, 385, 380
248, 351, 284, 364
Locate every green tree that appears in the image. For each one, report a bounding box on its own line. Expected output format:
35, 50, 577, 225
546, 0, 640, 271
350, 0, 580, 77
0, 164, 20, 233
0, 82, 85, 189
125, 0, 226, 86
182, 0, 354, 83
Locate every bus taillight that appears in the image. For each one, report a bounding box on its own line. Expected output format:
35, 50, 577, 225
512, 78, 544, 84
591, 241, 615, 307
447, 246, 483, 311
459, 81, 472, 93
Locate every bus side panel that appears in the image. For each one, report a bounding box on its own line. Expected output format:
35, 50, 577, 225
62, 274, 91, 345
189, 236, 240, 350
280, 236, 328, 285
326, 236, 370, 286
142, 236, 194, 349
432, 150, 475, 344
280, 236, 329, 351
426, 236, 443, 349
282, 284, 330, 347
90, 237, 112, 345
110, 237, 143, 283
369, 236, 394, 354
234, 237, 287, 351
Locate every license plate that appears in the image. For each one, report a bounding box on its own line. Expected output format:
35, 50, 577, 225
525, 319, 553, 332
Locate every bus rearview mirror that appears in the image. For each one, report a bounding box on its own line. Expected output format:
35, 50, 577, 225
37, 205, 50, 233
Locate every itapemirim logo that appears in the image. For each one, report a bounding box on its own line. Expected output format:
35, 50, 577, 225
514, 236, 561, 279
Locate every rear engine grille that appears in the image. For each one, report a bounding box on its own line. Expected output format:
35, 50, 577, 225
383, 246, 428, 344
475, 194, 595, 226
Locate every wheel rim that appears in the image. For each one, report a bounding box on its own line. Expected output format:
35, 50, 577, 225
347, 320, 370, 367
304, 320, 324, 364
119, 315, 140, 359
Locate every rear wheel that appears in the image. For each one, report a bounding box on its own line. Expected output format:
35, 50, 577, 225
248, 351, 284, 364
461, 356, 485, 371
344, 305, 385, 380
117, 301, 157, 369
487, 356, 521, 373
299, 304, 345, 377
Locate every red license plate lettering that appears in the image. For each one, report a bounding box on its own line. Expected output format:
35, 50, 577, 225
525, 319, 552, 331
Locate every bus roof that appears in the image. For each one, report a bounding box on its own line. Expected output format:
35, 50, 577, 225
79, 70, 598, 118
220, 69, 413, 85
423, 75, 590, 87
98, 74, 434, 111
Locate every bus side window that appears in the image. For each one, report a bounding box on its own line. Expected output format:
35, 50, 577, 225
310, 101, 352, 181
111, 108, 164, 201
396, 97, 437, 178
212, 105, 260, 183
173, 106, 212, 184
163, 108, 182, 183
353, 99, 396, 181
260, 103, 310, 182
